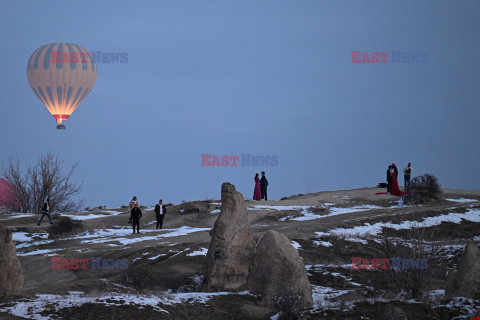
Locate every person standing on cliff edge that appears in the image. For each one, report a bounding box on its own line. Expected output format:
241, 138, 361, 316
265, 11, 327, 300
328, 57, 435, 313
260, 171, 268, 201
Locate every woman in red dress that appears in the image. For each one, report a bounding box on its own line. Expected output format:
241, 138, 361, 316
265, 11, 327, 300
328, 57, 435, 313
390, 171, 405, 196
253, 173, 262, 200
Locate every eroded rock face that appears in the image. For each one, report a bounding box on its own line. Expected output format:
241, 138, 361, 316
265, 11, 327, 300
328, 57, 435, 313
446, 242, 480, 298
0, 227, 24, 296
203, 183, 256, 291
247, 230, 313, 308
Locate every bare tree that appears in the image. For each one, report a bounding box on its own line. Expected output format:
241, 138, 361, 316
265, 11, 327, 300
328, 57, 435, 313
1, 152, 83, 214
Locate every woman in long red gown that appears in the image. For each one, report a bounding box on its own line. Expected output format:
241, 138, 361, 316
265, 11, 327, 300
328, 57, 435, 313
253, 173, 262, 200
390, 171, 405, 196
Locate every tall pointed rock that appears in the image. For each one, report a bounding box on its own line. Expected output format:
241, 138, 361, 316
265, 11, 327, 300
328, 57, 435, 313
0, 227, 24, 296
203, 183, 256, 291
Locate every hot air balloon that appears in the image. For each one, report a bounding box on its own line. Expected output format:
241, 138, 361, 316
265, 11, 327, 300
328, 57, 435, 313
26, 43, 97, 129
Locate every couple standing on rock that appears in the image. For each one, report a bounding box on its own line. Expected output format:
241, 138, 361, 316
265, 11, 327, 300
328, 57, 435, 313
386, 162, 412, 196
128, 196, 167, 234
253, 171, 268, 201
385, 162, 404, 196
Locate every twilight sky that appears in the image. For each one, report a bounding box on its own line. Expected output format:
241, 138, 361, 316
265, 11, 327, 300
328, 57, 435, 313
1, 1, 479, 208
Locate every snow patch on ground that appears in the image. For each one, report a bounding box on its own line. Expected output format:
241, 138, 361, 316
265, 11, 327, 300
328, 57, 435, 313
311, 285, 354, 311
313, 240, 333, 247
0, 290, 250, 319
248, 205, 309, 211
80, 226, 211, 246
446, 198, 478, 203
0, 213, 35, 220
62, 210, 125, 220
290, 241, 301, 250
12, 231, 49, 242
327, 205, 383, 217
187, 248, 209, 256
316, 209, 480, 239
17, 248, 63, 256
148, 253, 168, 260
249, 204, 384, 222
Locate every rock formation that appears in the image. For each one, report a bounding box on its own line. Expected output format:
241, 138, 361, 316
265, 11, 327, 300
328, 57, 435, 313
180, 201, 218, 215
0, 227, 24, 296
446, 242, 480, 298
247, 230, 313, 308
203, 182, 256, 291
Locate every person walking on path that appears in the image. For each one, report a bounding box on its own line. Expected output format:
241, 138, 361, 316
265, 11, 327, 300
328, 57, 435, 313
130, 202, 142, 234
253, 173, 262, 200
260, 171, 268, 200
154, 199, 167, 229
37, 198, 53, 226
403, 163, 412, 189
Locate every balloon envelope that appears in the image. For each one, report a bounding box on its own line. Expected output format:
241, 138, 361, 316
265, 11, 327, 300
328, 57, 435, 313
26, 43, 97, 125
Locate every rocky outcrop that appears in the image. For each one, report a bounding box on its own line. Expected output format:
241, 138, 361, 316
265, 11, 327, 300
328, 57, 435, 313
180, 201, 218, 214
247, 230, 313, 308
0, 227, 24, 296
446, 242, 480, 298
203, 183, 256, 291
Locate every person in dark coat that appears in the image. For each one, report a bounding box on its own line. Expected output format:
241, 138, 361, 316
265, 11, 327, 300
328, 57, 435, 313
386, 165, 392, 194
154, 199, 167, 229
130, 203, 142, 234
37, 198, 53, 226
260, 171, 268, 200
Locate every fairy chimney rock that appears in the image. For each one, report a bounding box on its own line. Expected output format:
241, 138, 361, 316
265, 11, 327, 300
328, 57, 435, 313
446, 242, 480, 298
247, 230, 313, 308
0, 227, 24, 296
203, 182, 256, 291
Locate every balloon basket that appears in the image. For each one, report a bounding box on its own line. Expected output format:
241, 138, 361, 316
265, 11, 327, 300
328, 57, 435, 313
57, 124, 66, 130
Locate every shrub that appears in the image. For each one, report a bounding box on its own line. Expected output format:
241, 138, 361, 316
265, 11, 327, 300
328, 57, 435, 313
375, 227, 437, 299
48, 216, 85, 238
402, 173, 442, 204
1, 152, 83, 214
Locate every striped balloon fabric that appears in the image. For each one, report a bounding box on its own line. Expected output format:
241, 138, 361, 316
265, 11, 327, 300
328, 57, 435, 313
26, 43, 97, 128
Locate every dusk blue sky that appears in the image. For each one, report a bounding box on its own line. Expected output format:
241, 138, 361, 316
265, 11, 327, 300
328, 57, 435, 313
1, 1, 479, 208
